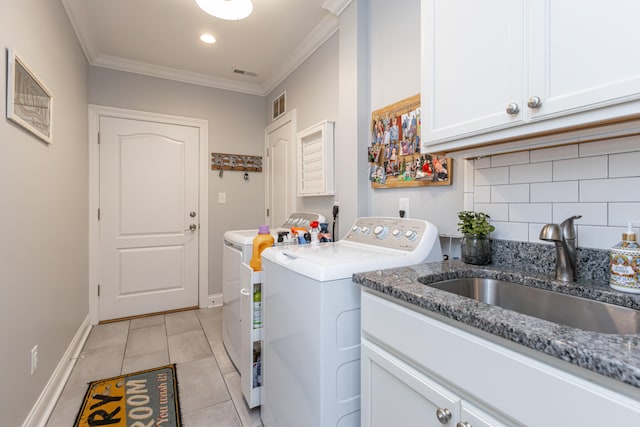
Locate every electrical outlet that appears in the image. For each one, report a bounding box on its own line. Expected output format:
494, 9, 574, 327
218, 192, 226, 204
399, 198, 410, 218
30, 345, 38, 375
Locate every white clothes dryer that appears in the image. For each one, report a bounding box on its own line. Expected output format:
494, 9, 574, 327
260, 217, 442, 427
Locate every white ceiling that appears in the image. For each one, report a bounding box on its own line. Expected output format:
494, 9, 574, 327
61, 0, 350, 96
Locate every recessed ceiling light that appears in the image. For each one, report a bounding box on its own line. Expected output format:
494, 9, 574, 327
196, 0, 253, 21
200, 34, 216, 44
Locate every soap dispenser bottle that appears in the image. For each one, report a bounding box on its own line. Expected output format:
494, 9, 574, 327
610, 221, 640, 293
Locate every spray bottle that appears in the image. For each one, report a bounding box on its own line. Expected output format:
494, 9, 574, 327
610, 221, 640, 293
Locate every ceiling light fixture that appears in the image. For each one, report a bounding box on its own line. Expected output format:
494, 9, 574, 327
200, 33, 217, 44
196, 0, 253, 21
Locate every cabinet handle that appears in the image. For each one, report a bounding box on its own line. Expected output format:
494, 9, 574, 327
457, 423, 472, 427
240, 288, 250, 296
505, 103, 520, 115
527, 96, 542, 109
436, 407, 452, 424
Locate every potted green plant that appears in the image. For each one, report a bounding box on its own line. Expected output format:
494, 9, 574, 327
457, 211, 495, 265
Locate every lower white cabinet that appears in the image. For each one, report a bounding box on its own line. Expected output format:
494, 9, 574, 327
362, 339, 504, 427
361, 289, 640, 426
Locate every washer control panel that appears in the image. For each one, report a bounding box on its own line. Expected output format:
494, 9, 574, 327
343, 217, 430, 251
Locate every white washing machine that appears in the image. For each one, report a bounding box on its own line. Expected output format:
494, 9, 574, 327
222, 212, 326, 372
260, 217, 442, 427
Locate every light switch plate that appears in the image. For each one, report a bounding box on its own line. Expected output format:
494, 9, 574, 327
218, 192, 226, 204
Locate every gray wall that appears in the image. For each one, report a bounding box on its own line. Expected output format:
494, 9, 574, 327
368, 0, 464, 237
89, 68, 267, 297
0, 1, 89, 425
266, 32, 340, 225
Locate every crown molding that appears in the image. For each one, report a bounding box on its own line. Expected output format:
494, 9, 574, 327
322, 0, 353, 16
92, 55, 265, 96
61, 0, 100, 62
261, 14, 339, 96
61, 0, 339, 96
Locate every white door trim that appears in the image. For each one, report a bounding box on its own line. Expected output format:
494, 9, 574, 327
88, 105, 209, 325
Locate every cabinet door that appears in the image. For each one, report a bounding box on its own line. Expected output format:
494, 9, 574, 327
528, 0, 640, 120
362, 339, 460, 427
460, 401, 510, 427
422, 0, 525, 146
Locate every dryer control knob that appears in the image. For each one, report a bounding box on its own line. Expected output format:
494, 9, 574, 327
361, 227, 371, 235
374, 225, 388, 239
392, 229, 402, 239
405, 230, 417, 241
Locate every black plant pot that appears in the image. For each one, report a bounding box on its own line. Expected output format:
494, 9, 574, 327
460, 234, 491, 265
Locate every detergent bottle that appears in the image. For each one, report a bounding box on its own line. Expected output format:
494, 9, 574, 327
249, 225, 274, 271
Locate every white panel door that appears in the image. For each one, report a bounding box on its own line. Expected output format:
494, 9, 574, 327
266, 111, 296, 229
99, 116, 199, 320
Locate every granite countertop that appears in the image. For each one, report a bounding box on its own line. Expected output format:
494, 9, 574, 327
353, 259, 640, 390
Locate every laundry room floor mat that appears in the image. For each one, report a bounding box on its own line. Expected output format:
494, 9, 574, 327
73, 364, 181, 427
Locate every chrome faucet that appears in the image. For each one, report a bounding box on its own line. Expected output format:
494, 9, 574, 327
539, 215, 582, 281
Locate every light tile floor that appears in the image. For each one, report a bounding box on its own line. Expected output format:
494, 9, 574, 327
46, 307, 262, 427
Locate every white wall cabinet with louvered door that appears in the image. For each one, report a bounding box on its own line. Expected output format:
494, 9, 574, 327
296, 121, 335, 197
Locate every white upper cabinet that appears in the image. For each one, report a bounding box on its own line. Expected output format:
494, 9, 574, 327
422, 0, 526, 143
422, 0, 640, 154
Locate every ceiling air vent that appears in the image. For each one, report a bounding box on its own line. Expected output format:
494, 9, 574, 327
232, 68, 258, 77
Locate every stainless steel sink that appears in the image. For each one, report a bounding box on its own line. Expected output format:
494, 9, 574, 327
425, 277, 640, 334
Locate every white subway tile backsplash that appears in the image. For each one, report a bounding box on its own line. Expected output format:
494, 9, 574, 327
580, 177, 640, 202
509, 204, 552, 223
491, 184, 529, 203
491, 151, 529, 167
608, 203, 640, 226
552, 156, 607, 181
467, 136, 640, 250
530, 145, 579, 163
473, 186, 491, 203
474, 167, 509, 186
577, 225, 624, 250
580, 135, 640, 157
552, 203, 607, 226
491, 221, 529, 242
463, 192, 474, 211
464, 159, 474, 192
510, 162, 552, 184
609, 151, 640, 178
531, 181, 579, 202
473, 203, 509, 221
474, 156, 491, 169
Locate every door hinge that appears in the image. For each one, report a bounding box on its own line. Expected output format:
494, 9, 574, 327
266, 147, 269, 157
98, 132, 101, 144
97, 284, 100, 297
98, 208, 101, 220
266, 208, 270, 217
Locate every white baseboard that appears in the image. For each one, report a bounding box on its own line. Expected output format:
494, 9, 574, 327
22, 314, 92, 427
208, 293, 223, 307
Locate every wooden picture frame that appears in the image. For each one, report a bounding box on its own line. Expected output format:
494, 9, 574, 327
369, 94, 451, 188
6, 48, 53, 144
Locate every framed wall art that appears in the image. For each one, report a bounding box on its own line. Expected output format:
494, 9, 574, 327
6, 48, 53, 144
369, 94, 451, 188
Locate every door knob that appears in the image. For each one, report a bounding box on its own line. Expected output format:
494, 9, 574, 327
185, 224, 197, 232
